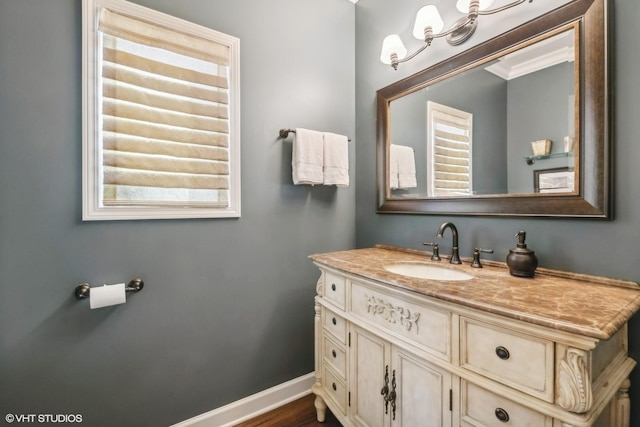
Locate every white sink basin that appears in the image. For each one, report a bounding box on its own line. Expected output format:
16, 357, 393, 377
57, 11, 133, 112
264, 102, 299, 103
384, 263, 474, 281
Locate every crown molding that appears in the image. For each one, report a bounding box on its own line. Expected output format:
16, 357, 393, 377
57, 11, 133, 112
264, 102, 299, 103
484, 30, 575, 80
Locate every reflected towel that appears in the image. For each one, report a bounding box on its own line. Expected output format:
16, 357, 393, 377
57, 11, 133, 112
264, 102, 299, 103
323, 132, 349, 187
389, 145, 400, 189
292, 128, 324, 185
391, 144, 416, 189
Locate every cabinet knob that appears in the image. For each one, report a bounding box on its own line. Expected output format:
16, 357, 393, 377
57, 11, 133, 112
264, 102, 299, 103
332, 382, 337, 391
331, 283, 336, 291
332, 349, 337, 358
332, 317, 337, 325
495, 407, 510, 422
495, 346, 510, 360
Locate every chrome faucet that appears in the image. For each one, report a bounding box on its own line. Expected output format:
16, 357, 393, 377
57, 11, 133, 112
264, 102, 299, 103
437, 222, 461, 264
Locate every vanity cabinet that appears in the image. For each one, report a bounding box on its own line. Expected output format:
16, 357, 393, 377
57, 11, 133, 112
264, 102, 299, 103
310, 247, 640, 427
350, 325, 452, 427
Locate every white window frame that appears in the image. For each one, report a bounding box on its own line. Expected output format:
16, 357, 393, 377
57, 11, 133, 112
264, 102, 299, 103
82, 0, 240, 220
426, 101, 473, 197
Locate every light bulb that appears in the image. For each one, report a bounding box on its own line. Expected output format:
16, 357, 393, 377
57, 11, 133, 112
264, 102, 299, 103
380, 34, 407, 64
413, 5, 444, 40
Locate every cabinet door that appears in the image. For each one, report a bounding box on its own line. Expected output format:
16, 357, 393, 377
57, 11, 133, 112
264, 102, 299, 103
392, 347, 452, 427
351, 326, 390, 427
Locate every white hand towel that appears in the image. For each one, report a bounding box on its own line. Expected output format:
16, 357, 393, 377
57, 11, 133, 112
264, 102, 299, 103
389, 144, 400, 189
323, 132, 349, 187
397, 145, 417, 189
292, 128, 324, 185
391, 144, 417, 189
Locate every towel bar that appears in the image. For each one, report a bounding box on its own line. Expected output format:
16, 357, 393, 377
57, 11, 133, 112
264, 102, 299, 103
74, 278, 144, 300
279, 128, 351, 142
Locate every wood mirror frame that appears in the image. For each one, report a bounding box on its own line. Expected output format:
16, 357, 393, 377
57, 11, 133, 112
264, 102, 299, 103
376, 0, 611, 218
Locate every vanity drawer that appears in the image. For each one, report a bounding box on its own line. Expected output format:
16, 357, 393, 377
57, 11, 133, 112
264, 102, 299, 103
323, 334, 346, 378
323, 307, 347, 344
322, 365, 347, 416
324, 271, 346, 309
350, 281, 451, 360
460, 380, 552, 427
460, 317, 554, 402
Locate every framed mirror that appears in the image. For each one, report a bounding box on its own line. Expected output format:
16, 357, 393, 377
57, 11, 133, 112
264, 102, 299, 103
377, 0, 611, 218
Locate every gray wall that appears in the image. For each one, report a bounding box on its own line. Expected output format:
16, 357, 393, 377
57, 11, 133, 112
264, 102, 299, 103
507, 62, 575, 193
355, 0, 640, 425
0, 1, 355, 426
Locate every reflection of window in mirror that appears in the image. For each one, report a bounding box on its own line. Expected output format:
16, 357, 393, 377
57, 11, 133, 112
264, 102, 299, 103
426, 102, 472, 197
83, 0, 240, 220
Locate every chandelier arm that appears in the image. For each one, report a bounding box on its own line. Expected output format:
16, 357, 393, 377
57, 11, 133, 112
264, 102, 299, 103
478, 0, 529, 16
431, 17, 474, 39
396, 15, 473, 67
396, 42, 432, 65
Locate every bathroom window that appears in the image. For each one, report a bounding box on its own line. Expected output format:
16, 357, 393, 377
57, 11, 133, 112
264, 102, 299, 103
83, 0, 240, 220
426, 101, 472, 197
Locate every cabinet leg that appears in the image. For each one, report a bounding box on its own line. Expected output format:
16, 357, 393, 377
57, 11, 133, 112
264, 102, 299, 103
611, 378, 631, 427
314, 394, 327, 422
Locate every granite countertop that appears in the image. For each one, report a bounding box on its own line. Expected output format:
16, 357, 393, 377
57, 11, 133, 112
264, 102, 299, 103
309, 245, 640, 340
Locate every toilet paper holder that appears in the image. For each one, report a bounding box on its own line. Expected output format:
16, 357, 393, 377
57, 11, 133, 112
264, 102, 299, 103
74, 278, 144, 300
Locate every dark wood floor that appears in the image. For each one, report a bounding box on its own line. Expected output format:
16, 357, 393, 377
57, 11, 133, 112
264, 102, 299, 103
234, 394, 342, 427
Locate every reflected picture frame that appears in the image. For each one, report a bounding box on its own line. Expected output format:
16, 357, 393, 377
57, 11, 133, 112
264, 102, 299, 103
534, 167, 575, 193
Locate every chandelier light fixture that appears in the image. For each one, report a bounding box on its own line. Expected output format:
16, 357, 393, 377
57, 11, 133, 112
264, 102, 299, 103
380, 0, 533, 70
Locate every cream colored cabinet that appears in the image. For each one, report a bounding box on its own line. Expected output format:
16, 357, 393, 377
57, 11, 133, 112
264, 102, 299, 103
311, 258, 635, 427
349, 326, 387, 427
314, 268, 455, 427
391, 346, 452, 426
350, 326, 452, 427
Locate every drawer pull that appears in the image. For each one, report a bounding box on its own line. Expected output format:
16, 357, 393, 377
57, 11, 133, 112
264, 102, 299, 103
390, 369, 397, 420
332, 317, 337, 325
381, 366, 390, 413
495, 407, 510, 422
331, 283, 337, 291
495, 346, 510, 360
380, 366, 397, 420
332, 349, 337, 358
332, 382, 337, 391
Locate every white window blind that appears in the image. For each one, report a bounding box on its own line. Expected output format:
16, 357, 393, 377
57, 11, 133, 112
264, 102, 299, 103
99, 8, 231, 207
426, 101, 473, 197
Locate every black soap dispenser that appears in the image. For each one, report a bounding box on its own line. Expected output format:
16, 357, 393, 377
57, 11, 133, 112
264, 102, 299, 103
506, 230, 538, 277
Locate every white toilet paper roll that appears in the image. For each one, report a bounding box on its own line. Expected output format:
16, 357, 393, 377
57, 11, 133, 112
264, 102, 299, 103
90, 283, 126, 309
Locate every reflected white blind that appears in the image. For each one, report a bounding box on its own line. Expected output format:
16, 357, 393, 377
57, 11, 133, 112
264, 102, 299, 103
98, 8, 231, 207
429, 105, 472, 196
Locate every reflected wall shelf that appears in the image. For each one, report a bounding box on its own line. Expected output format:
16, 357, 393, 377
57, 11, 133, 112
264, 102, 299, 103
524, 151, 573, 165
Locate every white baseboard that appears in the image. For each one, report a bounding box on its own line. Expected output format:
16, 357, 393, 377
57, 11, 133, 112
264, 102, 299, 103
170, 372, 315, 427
